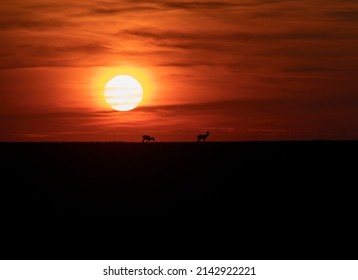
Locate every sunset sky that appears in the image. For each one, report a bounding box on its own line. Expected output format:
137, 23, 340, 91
1, 0, 357, 141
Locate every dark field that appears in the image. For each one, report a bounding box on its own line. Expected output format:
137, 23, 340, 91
0, 141, 357, 260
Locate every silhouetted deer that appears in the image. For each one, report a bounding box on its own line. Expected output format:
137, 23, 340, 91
142, 135, 155, 142
197, 131, 210, 142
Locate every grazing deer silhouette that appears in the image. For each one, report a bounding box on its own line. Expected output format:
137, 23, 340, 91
197, 131, 210, 142
142, 135, 155, 142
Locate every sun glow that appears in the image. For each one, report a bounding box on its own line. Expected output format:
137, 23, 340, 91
91, 66, 156, 111
104, 75, 143, 111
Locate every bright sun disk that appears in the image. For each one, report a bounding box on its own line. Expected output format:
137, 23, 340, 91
104, 75, 143, 111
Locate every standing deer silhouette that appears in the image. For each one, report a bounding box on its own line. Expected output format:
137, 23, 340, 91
197, 131, 210, 142
142, 135, 155, 142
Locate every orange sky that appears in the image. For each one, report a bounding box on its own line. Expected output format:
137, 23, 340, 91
1, 0, 357, 141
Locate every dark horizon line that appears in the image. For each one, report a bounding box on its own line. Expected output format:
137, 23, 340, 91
1, 139, 357, 144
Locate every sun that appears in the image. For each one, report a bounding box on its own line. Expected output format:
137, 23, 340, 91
104, 75, 143, 111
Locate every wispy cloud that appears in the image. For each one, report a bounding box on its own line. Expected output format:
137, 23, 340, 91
2, 96, 357, 141
326, 10, 358, 21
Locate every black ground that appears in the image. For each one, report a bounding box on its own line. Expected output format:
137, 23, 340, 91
0, 141, 357, 259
